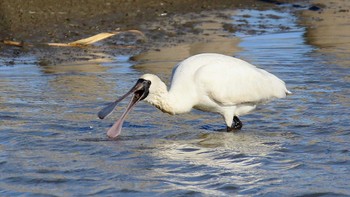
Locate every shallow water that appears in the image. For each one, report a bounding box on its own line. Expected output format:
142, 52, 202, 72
1, 8, 350, 196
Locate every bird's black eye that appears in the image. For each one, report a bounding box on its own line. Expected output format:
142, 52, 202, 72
141, 80, 151, 89
143, 80, 151, 86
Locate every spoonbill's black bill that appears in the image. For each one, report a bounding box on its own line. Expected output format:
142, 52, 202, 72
98, 79, 150, 138
98, 53, 291, 139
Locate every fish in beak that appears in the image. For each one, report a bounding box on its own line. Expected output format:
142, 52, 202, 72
98, 79, 151, 138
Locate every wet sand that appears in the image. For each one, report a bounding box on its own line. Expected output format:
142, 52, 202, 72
298, 0, 350, 68
1, 0, 296, 64
0, 0, 259, 42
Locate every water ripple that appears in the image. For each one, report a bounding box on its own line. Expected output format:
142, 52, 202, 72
1, 7, 350, 197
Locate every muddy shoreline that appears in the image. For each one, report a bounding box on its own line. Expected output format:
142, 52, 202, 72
0, 0, 271, 42
0, 0, 306, 64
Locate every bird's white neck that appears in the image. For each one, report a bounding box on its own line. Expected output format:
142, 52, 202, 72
143, 79, 193, 115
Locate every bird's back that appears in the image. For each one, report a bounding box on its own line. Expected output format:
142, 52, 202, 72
170, 53, 290, 105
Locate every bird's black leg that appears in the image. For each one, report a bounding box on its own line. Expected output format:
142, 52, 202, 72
227, 116, 243, 132
233, 116, 243, 129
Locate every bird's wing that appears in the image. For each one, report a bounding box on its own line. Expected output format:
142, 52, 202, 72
195, 61, 288, 106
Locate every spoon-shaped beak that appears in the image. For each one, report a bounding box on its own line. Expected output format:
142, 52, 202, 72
98, 79, 151, 138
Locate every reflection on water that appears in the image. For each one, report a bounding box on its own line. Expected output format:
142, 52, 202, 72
1, 6, 350, 197
133, 10, 242, 79
132, 36, 241, 79
300, 0, 350, 69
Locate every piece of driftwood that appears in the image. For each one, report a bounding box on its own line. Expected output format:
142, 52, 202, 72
3, 40, 28, 47
3, 30, 146, 47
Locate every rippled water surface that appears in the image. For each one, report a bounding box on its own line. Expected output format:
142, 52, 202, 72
1, 8, 349, 196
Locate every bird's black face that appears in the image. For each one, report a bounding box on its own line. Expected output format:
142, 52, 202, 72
134, 79, 151, 101
97, 78, 151, 138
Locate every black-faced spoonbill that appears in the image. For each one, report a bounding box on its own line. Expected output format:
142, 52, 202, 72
98, 53, 291, 138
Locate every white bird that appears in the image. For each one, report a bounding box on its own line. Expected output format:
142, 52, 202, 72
98, 53, 291, 138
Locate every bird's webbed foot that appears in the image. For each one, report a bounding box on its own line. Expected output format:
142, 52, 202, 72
227, 116, 243, 132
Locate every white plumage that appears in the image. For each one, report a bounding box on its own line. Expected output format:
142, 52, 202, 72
98, 53, 291, 138
141, 53, 290, 128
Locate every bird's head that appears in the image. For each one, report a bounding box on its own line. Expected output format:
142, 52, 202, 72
139, 74, 167, 103
97, 74, 166, 139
